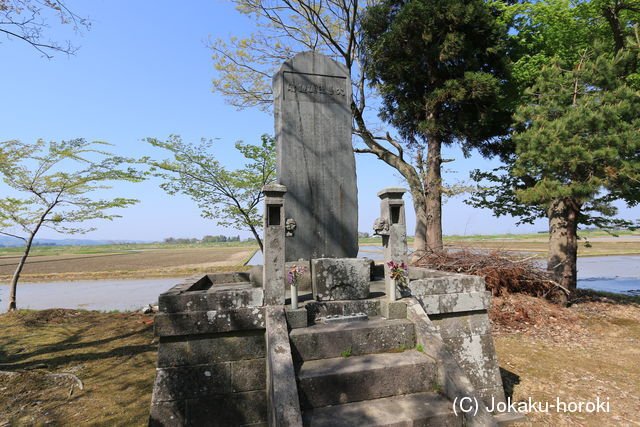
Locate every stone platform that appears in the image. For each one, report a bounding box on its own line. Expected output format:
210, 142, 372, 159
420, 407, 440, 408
148, 265, 519, 426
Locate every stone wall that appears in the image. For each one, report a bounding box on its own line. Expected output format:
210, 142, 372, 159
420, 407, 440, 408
149, 274, 267, 426
408, 267, 506, 407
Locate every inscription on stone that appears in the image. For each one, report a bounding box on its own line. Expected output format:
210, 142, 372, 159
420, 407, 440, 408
284, 72, 347, 102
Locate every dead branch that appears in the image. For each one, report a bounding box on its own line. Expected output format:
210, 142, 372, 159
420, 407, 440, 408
413, 249, 567, 303
45, 373, 84, 397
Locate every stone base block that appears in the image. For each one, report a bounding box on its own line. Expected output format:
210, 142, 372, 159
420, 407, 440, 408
150, 390, 267, 426
151, 359, 265, 403
297, 351, 437, 409
157, 330, 265, 367
154, 307, 265, 337
305, 299, 381, 321
411, 291, 491, 315
311, 258, 370, 301
408, 270, 486, 294
285, 307, 308, 329
159, 286, 263, 313
380, 300, 407, 320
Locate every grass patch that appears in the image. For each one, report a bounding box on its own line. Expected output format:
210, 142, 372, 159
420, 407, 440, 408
0, 299, 637, 425
340, 347, 352, 358
441, 239, 640, 257
573, 288, 640, 305
358, 237, 383, 245
493, 294, 639, 424
0, 309, 156, 425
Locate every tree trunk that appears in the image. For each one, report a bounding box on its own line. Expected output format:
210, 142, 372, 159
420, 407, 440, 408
7, 205, 53, 311
547, 198, 579, 293
351, 102, 429, 254
425, 137, 443, 251
602, 5, 625, 52
248, 223, 264, 252
8, 232, 36, 311
413, 194, 428, 258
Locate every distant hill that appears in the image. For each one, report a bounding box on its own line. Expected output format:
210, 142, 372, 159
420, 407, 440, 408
0, 236, 151, 247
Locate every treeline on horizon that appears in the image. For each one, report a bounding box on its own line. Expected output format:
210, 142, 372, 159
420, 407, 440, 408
162, 235, 249, 244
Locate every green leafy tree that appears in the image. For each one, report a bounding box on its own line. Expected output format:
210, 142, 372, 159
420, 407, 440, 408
0, 0, 90, 57
497, 0, 640, 97
210, 0, 505, 254
471, 51, 640, 292
143, 134, 276, 251
0, 139, 140, 311
360, 0, 513, 251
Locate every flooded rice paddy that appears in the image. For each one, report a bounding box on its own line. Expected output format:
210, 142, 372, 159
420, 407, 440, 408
0, 252, 637, 313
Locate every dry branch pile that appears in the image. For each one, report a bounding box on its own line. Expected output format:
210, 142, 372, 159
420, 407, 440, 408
413, 249, 568, 303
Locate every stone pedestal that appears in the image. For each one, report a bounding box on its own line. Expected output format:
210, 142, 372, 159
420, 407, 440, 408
380, 300, 407, 320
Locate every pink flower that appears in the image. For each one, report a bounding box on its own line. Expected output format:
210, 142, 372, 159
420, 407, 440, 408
388, 260, 407, 281
287, 265, 306, 285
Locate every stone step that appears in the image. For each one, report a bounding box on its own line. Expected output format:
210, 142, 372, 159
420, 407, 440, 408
290, 318, 415, 361
297, 350, 438, 409
302, 391, 461, 426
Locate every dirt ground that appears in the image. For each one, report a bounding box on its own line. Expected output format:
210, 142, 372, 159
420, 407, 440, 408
492, 294, 640, 426
0, 246, 256, 283
0, 295, 638, 426
0, 310, 157, 426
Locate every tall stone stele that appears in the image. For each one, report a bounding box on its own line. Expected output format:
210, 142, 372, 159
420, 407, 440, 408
273, 51, 358, 261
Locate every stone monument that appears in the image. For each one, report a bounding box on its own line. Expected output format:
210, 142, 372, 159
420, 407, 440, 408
148, 51, 519, 427
273, 51, 358, 261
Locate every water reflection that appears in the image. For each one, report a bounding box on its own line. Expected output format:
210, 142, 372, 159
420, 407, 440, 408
0, 254, 637, 313
0, 277, 181, 314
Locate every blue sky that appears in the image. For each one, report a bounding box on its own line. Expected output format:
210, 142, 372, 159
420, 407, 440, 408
1, 0, 637, 241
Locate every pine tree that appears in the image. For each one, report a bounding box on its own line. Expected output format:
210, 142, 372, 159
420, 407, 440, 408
472, 50, 640, 292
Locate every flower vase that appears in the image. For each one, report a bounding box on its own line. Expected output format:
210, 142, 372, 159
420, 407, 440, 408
388, 277, 397, 301
291, 284, 298, 309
